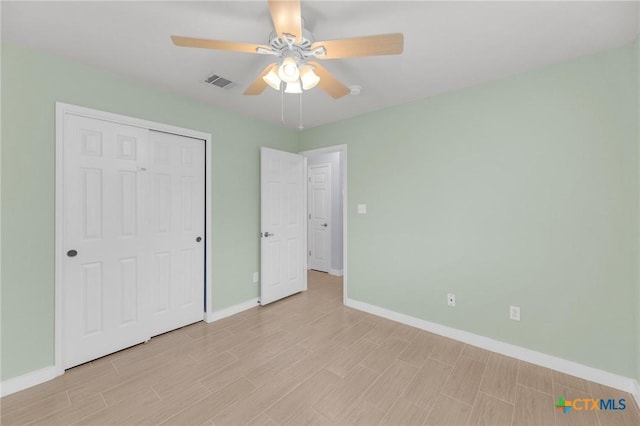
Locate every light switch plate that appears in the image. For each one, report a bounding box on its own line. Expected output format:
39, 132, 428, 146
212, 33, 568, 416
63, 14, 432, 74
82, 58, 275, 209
357, 204, 367, 214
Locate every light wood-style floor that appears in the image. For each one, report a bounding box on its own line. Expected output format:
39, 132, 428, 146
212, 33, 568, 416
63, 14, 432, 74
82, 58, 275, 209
2, 271, 639, 426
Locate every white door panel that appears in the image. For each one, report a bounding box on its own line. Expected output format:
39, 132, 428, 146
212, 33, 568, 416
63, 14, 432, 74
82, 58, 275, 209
147, 131, 204, 336
260, 148, 306, 305
63, 115, 150, 368
308, 164, 331, 272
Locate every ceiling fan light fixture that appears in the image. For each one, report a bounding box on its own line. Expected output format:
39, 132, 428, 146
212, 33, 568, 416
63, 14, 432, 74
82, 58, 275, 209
278, 57, 300, 83
299, 65, 320, 90
263, 67, 282, 90
285, 80, 302, 94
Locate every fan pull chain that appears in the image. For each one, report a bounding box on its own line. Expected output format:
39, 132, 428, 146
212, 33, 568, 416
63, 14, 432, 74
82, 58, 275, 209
280, 83, 285, 126
298, 93, 304, 130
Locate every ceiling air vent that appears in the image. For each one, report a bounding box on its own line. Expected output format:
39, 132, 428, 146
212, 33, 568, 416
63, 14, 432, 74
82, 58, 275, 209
205, 74, 237, 89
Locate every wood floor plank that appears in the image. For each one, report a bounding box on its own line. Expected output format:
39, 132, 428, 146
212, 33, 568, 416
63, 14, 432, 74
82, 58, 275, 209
429, 337, 465, 366
313, 366, 379, 420
390, 323, 420, 342
124, 382, 211, 425
28, 393, 106, 426
362, 359, 419, 413
467, 391, 514, 426
362, 319, 400, 345
244, 344, 310, 388
160, 378, 255, 425
359, 336, 409, 373
333, 398, 385, 426
398, 331, 441, 366
460, 344, 491, 363
480, 352, 519, 403
326, 338, 378, 377
512, 384, 555, 426
331, 320, 377, 347
552, 370, 591, 393
517, 361, 553, 395
266, 369, 341, 424
441, 355, 486, 405
211, 374, 300, 425
402, 358, 453, 410
424, 394, 473, 426
379, 396, 429, 426
70, 385, 160, 425
0, 391, 70, 425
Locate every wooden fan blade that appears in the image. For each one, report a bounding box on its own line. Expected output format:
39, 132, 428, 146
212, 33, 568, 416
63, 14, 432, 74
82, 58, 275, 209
268, 0, 302, 42
312, 33, 404, 59
244, 64, 277, 96
307, 61, 350, 99
171, 35, 269, 54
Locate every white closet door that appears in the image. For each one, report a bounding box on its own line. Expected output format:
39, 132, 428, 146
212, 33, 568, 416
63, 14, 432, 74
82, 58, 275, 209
147, 131, 205, 336
63, 115, 151, 369
62, 117, 205, 369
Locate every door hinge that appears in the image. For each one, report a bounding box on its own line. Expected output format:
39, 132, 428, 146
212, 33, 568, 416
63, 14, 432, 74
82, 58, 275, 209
308, 177, 311, 182
309, 250, 311, 256
308, 213, 311, 219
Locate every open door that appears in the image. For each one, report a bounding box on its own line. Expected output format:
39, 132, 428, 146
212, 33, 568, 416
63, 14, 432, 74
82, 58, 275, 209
260, 147, 307, 305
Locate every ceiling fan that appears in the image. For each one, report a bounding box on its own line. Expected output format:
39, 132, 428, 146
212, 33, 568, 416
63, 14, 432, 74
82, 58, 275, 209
171, 0, 404, 99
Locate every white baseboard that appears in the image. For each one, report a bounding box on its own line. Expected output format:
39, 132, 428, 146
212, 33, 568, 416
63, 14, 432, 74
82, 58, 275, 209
205, 298, 259, 323
329, 269, 343, 277
345, 297, 640, 402
0, 366, 60, 397
633, 381, 640, 411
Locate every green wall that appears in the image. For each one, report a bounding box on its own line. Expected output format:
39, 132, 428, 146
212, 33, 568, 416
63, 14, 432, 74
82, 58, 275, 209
0, 43, 297, 380
300, 40, 640, 379
2, 38, 639, 384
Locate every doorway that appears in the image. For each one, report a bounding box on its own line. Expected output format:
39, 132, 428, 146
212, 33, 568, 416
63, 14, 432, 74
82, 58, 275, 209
300, 145, 347, 303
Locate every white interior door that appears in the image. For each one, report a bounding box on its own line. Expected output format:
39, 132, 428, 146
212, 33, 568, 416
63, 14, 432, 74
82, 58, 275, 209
308, 164, 331, 272
62, 116, 205, 369
147, 131, 205, 336
63, 115, 151, 368
260, 147, 306, 305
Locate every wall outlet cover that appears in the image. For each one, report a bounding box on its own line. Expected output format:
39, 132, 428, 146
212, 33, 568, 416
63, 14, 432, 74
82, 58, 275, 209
252, 272, 259, 283
510, 305, 521, 321
447, 293, 456, 307
357, 204, 367, 214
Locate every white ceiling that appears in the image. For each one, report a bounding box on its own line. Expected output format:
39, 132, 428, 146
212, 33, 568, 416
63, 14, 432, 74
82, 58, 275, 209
2, 1, 639, 130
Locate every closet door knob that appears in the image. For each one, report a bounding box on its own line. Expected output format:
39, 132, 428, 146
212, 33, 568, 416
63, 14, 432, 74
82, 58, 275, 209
196, 237, 202, 242
67, 250, 78, 257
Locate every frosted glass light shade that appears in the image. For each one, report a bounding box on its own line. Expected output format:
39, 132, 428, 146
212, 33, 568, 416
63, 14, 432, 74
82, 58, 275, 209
284, 80, 302, 94
299, 65, 320, 90
278, 57, 300, 83
263, 67, 281, 90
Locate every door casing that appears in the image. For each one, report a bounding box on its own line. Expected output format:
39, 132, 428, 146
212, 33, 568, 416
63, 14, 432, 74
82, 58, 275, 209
54, 102, 213, 375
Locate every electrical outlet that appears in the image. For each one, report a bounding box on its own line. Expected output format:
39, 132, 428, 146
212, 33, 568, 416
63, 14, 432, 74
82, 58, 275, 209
510, 305, 520, 321
447, 293, 456, 307
252, 272, 259, 283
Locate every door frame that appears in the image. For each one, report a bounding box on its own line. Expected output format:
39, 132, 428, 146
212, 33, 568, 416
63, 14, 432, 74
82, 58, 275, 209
307, 162, 332, 273
299, 145, 347, 305
54, 102, 213, 375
